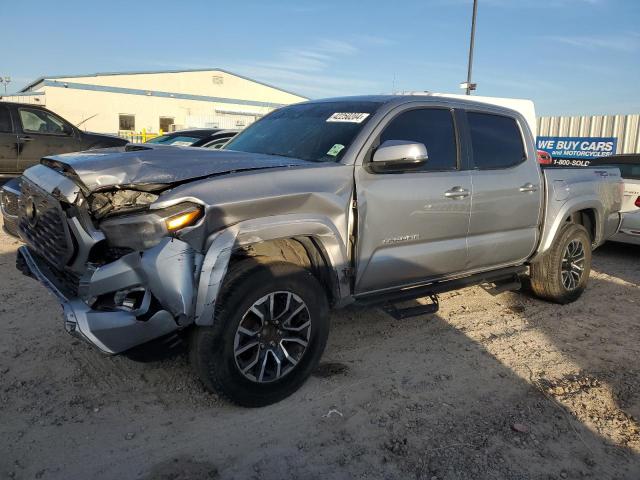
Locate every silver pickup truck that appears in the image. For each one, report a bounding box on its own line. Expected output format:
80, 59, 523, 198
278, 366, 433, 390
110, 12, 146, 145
15, 95, 623, 406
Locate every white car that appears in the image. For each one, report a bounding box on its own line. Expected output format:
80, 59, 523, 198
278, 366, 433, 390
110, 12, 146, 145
593, 155, 640, 245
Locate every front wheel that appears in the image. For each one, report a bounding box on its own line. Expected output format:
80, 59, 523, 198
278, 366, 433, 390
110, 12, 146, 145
530, 223, 592, 304
190, 260, 329, 407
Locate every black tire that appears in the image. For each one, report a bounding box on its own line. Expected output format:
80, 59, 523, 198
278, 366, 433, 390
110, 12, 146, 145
190, 260, 330, 407
530, 223, 592, 304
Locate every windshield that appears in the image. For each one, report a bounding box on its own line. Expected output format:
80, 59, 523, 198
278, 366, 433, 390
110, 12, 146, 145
147, 135, 201, 146
225, 101, 381, 162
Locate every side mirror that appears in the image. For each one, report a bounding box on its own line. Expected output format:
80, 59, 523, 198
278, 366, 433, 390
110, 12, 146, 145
369, 140, 428, 173
62, 124, 74, 136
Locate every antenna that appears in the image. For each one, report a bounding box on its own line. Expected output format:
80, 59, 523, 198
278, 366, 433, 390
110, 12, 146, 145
76, 113, 99, 130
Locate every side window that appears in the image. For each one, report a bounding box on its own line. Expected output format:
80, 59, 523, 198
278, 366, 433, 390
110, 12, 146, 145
467, 112, 525, 169
379, 108, 457, 171
19, 108, 71, 135
0, 105, 12, 133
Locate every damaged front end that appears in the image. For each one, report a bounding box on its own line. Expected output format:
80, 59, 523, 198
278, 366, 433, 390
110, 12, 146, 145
88, 188, 160, 220
16, 164, 204, 354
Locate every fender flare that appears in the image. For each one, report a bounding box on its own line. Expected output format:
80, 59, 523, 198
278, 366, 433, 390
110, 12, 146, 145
533, 197, 604, 261
193, 214, 350, 326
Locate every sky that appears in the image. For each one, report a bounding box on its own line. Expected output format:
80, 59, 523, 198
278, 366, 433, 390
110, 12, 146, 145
2, 0, 639, 116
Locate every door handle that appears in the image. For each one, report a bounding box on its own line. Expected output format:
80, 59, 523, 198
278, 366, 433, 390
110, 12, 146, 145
17, 135, 33, 142
444, 186, 470, 199
519, 183, 538, 193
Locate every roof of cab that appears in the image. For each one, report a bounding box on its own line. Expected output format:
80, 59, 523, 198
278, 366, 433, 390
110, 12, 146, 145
302, 93, 537, 137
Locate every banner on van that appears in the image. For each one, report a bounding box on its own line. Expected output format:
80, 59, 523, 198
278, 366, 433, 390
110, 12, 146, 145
536, 136, 618, 167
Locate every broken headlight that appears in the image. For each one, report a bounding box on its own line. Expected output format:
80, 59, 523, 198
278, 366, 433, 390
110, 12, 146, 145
99, 202, 203, 251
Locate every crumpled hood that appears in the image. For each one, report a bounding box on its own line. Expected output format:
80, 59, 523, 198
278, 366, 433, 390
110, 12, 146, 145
42, 145, 313, 192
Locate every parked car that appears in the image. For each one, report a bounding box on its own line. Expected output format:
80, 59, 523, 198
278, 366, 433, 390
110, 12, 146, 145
201, 130, 239, 149
0, 102, 128, 175
591, 154, 640, 245
15, 95, 622, 407
537, 149, 553, 165
0, 102, 128, 236
146, 128, 238, 148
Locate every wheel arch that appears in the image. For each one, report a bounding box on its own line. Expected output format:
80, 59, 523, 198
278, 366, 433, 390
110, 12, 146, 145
230, 236, 340, 304
533, 198, 604, 262
570, 209, 597, 243
193, 215, 351, 326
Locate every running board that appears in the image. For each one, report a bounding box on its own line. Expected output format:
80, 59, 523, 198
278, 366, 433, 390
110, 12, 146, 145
480, 274, 522, 296
355, 265, 527, 308
382, 294, 439, 320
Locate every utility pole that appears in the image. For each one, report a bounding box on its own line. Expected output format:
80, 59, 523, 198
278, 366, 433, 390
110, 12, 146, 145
0, 76, 11, 94
461, 0, 478, 95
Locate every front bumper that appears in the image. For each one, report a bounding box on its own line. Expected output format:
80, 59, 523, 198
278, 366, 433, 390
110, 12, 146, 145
14, 166, 204, 354
17, 243, 189, 354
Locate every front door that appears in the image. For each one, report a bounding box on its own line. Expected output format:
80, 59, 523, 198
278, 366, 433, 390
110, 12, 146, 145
0, 104, 18, 173
16, 106, 80, 171
355, 106, 471, 293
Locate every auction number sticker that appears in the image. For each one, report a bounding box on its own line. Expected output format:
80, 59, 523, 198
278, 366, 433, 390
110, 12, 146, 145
327, 112, 370, 123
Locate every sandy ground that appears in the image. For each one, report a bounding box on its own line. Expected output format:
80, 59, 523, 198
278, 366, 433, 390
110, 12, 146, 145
0, 218, 639, 480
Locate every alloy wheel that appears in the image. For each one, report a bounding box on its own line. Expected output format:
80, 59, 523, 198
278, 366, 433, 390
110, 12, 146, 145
233, 291, 311, 383
561, 239, 585, 291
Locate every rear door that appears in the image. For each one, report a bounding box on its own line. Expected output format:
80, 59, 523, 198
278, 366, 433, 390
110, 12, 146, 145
464, 111, 543, 270
354, 106, 472, 293
0, 104, 18, 173
16, 106, 81, 171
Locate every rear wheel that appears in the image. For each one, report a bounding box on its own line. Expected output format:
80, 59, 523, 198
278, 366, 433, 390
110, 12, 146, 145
190, 260, 329, 407
530, 223, 592, 304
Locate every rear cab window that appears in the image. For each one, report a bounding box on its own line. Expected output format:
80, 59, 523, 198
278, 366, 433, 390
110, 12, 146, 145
602, 164, 640, 180
467, 112, 525, 169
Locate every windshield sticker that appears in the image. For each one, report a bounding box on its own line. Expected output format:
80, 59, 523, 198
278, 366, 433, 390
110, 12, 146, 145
171, 141, 193, 146
327, 144, 345, 157
327, 112, 370, 123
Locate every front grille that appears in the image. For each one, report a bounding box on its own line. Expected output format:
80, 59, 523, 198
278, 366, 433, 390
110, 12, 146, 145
2, 214, 19, 236
18, 180, 75, 268
0, 188, 19, 216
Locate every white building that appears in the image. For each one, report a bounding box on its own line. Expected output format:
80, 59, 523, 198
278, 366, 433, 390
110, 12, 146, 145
1, 69, 307, 134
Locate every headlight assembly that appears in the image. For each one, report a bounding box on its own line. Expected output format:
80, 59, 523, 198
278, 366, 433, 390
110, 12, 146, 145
100, 202, 203, 250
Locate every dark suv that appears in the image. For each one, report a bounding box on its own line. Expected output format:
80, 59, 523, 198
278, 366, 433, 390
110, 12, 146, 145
0, 102, 128, 175
0, 102, 128, 235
